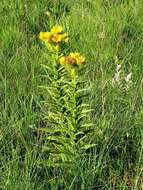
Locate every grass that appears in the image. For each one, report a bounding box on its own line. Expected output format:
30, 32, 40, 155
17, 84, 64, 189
0, 0, 143, 189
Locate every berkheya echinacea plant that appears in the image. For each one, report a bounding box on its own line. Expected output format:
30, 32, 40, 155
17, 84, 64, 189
38, 25, 95, 170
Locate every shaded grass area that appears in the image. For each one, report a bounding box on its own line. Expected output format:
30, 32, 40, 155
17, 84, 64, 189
0, 0, 143, 189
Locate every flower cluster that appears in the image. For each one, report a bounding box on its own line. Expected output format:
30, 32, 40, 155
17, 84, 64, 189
39, 25, 69, 44
39, 25, 86, 67
59, 52, 86, 66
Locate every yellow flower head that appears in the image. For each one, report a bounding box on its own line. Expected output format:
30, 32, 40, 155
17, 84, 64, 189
69, 52, 86, 64
59, 53, 86, 66
51, 25, 63, 34
52, 33, 69, 44
39, 25, 69, 46
52, 34, 63, 43
39, 32, 52, 42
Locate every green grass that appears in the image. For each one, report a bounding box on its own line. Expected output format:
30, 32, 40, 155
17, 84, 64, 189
0, 0, 143, 189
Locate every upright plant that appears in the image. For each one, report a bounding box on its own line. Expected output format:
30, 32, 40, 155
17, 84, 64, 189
39, 25, 95, 167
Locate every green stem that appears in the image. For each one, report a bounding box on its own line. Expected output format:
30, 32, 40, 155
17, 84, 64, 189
71, 69, 78, 132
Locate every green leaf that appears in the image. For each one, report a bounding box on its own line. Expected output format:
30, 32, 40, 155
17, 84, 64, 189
81, 144, 96, 150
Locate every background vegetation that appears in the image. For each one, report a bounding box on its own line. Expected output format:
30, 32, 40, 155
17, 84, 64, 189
0, 0, 143, 189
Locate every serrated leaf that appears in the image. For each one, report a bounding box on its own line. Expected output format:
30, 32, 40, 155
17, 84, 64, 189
80, 123, 94, 128
81, 109, 93, 114
81, 144, 96, 150
76, 88, 90, 95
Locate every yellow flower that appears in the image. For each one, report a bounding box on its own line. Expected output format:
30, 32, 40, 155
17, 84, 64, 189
39, 25, 69, 46
65, 56, 77, 65
76, 56, 86, 64
59, 56, 76, 65
59, 53, 86, 66
69, 53, 86, 64
59, 57, 66, 65
51, 33, 69, 43
51, 25, 63, 34
39, 32, 52, 42
52, 34, 63, 43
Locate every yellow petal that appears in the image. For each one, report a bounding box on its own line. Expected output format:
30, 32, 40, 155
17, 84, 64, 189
70, 52, 80, 58
52, 34, 63, 43
51, 25, 63, 34
69, 52, 86, 64
39, 32, 52, 42
77, 56, 86, 64
59, 57, 66, 65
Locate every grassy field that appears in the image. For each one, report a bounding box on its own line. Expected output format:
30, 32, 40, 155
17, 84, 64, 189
0, 0, 143, 189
